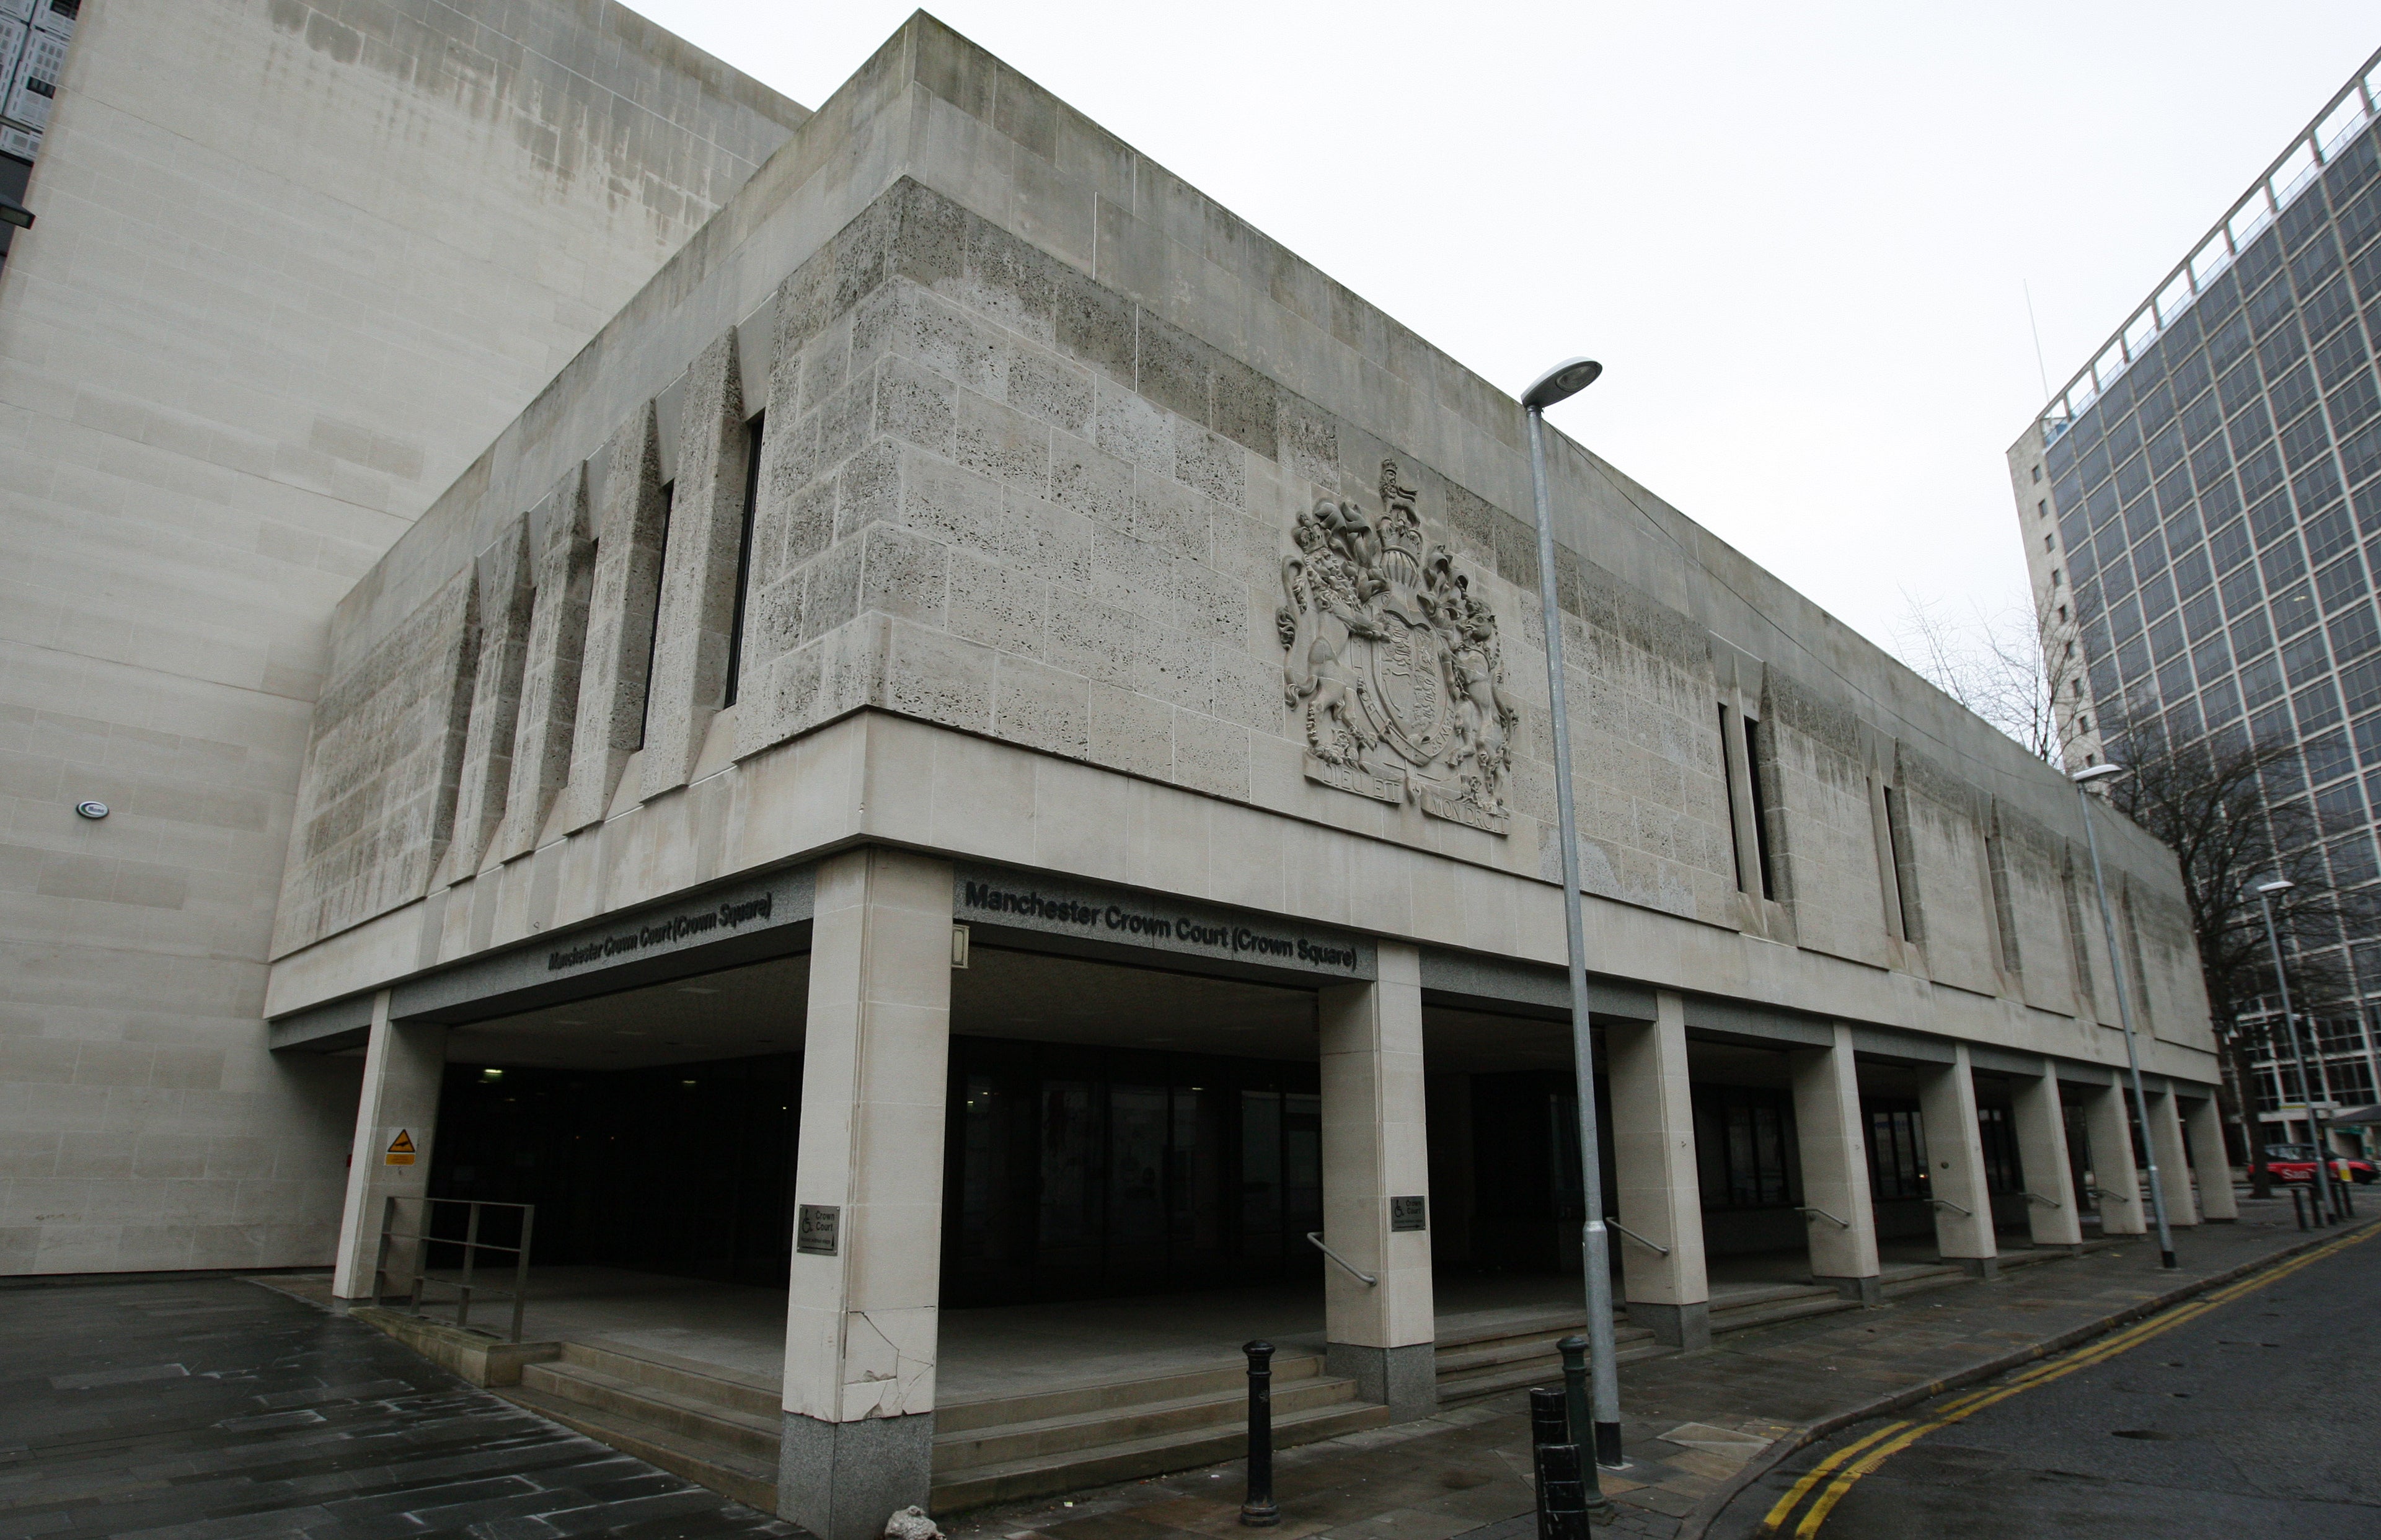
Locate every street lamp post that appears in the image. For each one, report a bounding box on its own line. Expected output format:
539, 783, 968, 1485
2254, 879, 2337, 1221
2070, 763, 2178, 1269
1521, 358, 1624, 1488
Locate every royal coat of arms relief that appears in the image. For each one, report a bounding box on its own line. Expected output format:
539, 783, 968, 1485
1277, 460, 1517, 835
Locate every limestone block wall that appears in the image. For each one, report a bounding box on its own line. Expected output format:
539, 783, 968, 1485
0, 0, 805, 1275
264, 14, 2219, 1098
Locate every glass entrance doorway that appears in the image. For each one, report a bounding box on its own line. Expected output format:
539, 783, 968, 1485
944, 1039, 1322, 1305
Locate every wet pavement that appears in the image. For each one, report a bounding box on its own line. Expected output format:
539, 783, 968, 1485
942, 1199, 2365, 1540
1707, 1221, 2381, 1538
0, 1275, 793, 1540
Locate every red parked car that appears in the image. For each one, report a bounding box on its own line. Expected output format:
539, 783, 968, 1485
2263, 1142, 2377, 1184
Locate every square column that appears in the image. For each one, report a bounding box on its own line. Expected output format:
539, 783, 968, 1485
331, 993, 447, 1300
1788, 1024, 1881, 1304
1916, 1046, 1999, 1278
2077, 1075, 2145, 1234
1318, 942, 1435, 1420
780, 849, 953, 1540
1606, 992, 1709, 1347
2008, 1068, 2083, 1251
2181, 1094, 2239, 1221
2147, 1087, 2200, 1226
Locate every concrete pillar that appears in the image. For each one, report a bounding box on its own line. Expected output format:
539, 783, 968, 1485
2147, 1088, 2200, 1226
1916, 1046, 1999, 1277
2008, 1068, 2083, 1251
1788, 1024, 1881, 1303
331, 993, 448, 1300
2077, 1075, 2146, 1234
2182, 1095, 2238, 1221
1606, 992, 1709, 1347
779, 848, 953, 1540
1318, 941, 1435, 1420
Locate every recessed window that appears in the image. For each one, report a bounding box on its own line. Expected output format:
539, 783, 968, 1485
2057, 604, 2070, 623
2044, 532, 2056, 552
2033, 465, 2044, 483
2052, 568, 2064, 587
722, 411, 767, 708
635, 481, 676, 752
2038, 499, 2049, 517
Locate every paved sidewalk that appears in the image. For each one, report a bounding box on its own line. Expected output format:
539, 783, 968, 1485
0, 1275, 794, 1540
944, 1199, 2363, 1540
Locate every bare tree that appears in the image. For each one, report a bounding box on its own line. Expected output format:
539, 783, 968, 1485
2101, 717, 2374, 1192
1893, 592, 2083, 765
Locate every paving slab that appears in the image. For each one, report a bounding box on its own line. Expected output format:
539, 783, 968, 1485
942, 1197, 2362, 1540
0, 1275, 795, 1540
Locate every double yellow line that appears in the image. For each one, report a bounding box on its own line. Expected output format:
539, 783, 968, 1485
1754, 1225, 2379, 1538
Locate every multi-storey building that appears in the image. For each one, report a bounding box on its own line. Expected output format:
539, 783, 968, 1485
0, 0, 804, 1276
2009, 48, 2381, 1152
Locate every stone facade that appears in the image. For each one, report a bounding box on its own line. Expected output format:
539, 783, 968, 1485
265, 17, 2214, 1079
0, 0, 805, 1275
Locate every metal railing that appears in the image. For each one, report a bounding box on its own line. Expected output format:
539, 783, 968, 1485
1304, 1232, 1377, 1287
1927, 1197, 1973, 1217
1795, 1205, 1850, 1229
1607, 1220, 1671, 1257
374, 1195, 536, 1343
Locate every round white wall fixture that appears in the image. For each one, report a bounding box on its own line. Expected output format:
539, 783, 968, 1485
74, 800, 108, 820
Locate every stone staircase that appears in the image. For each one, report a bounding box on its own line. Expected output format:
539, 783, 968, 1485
497, 1254, 2076, 1516
1433, 1268, 1981, 1406
502, 1342, 782, 1510
501, 1340, 1390, 1518
930, 1353, 1391, 1511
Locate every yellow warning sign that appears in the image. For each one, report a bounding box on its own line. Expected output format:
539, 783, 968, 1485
384, 1129, 417, 1166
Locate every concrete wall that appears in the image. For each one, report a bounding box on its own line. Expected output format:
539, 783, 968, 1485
266, 17, 2219, 1097
0, 0, 805, 1275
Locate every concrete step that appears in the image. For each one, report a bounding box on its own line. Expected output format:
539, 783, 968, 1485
552, 1339, 780, 1417
1433, 1322, 1654, 1378
934, 1371, 1356, 1473
503, 1381, 778, 1513
1434, 1339, 1671, 1407
519, 1358, 780, 1461
936, 1353, 1325, 1434
1880, 1265, 1968, 1298
929, 1396, 1393, 1515
1705, 1291, 1860, 1333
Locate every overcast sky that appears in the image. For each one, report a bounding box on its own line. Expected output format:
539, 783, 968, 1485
624, 1, 2378, 658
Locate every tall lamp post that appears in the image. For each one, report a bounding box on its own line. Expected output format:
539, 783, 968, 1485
2254, 878, 2337, 1220
1521, 358, 1623, 1484
2070, 763, 2178, 1269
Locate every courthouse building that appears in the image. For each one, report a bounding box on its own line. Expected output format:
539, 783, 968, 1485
11, 7, 2229, 1538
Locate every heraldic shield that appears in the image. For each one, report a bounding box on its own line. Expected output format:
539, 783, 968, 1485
1276, 460, 1517, 834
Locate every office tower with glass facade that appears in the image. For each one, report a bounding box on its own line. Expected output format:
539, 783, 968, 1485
2010, 48, 2381, 1149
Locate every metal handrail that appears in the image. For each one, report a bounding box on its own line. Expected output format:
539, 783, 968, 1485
1927, 1198, 1973, 1217
1796, 1205, 1851, 1229
2085, 1186, 2134, 1202
1304, 1232, 1377, 1287
1608, 1220, 1671, 1257
374, 1195, 536, 1342
2021, 1191, 2064, 1210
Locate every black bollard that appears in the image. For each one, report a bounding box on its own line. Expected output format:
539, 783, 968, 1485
1557, 1336, 1591, 1459
1530, 1388, 1591, 1540
2290, 1185, 2307, 1231
1240, 1340, 1278, 1528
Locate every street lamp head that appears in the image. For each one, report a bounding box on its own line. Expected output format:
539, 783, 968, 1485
1522, 357, 1603, 412
2257, 878, 2296, 896
2071, 762, 2126, 785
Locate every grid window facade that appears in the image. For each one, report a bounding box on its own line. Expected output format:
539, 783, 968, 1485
2036, 98, 2381, 1115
